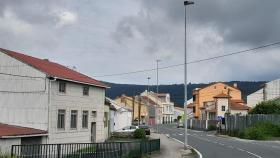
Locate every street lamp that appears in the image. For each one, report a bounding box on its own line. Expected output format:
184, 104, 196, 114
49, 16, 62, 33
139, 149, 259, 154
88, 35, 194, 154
147, 77, 151, 125
184, 0, 194, 149
156, 59, 161, 133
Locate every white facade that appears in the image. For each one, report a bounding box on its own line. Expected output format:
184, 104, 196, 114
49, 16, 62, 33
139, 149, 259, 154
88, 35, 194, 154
108, 98, 132, 132
216, 98, 229, 118
173, 107, 184, 121
247, 79, 280, 108
0, 51, 107, 144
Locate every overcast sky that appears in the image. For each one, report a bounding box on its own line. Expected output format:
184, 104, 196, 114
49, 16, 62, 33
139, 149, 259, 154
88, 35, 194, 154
1, 0, 280, 85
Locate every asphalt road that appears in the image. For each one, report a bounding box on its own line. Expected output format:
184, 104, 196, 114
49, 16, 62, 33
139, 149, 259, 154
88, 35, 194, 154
153, 124, 280, 158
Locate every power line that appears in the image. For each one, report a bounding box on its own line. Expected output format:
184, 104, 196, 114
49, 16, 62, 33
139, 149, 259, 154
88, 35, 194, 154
0, 72, 45, 79
93, 41, 280, 77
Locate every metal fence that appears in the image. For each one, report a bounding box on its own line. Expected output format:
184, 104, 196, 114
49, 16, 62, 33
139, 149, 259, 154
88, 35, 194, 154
225, 114, 280, 133
11, 139, 160, 158
187, 119, 218, 131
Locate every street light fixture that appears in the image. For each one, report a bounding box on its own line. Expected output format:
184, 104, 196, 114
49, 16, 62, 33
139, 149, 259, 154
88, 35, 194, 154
184, 0, 194, 150
156, 59, 161, 133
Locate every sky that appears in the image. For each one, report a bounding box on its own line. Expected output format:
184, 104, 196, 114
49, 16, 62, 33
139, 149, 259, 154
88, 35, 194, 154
1, 0, 280, 85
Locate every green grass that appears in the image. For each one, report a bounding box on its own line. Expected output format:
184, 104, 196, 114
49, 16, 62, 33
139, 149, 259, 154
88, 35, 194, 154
238, 121, 280, 140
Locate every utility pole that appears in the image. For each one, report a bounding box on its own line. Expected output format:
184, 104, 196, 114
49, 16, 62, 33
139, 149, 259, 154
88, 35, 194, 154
147, 77, 151, 125
156, 59, 161, 133
184, 1, 194, 149
138, 96, 141, 125
132, 96, 135, 123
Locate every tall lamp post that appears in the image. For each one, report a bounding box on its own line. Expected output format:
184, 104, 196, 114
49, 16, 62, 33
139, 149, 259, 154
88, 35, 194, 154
184, 0, 194, 149
156, 59, 161, 133
147, 77, 151, 125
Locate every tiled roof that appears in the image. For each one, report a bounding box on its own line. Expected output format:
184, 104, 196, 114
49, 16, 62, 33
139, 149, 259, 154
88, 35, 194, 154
214, 93, 232, 98
0, 123, 47, 137
0, 48, 108, 88
187, 103, 195, 108
230, 100, 250, 110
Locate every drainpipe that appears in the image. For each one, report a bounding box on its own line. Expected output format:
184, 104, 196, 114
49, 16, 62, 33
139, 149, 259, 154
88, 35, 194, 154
47, 77, 56, 143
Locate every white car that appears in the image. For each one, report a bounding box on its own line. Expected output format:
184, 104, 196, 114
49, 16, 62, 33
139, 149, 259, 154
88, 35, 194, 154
117, 125, 139, 132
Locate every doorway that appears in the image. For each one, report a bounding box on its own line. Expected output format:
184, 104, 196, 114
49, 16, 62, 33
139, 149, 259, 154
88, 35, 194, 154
91, 122, 96, 143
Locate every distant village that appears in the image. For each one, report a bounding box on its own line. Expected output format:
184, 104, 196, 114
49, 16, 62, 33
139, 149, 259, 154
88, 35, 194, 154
0, 48, 279, 153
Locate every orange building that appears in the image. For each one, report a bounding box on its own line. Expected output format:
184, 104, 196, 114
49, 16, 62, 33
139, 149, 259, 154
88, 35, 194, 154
191, 82, 246, 119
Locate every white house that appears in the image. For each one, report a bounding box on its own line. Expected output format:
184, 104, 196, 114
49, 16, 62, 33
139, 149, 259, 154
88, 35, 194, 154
0, 48, 108, 152
173, 106, 184, 121
106, 98, 132, 132
247, 79, 280, 108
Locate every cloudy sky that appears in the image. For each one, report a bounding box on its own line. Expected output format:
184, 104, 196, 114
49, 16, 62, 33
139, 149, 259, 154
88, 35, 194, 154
1, 0, 280, 85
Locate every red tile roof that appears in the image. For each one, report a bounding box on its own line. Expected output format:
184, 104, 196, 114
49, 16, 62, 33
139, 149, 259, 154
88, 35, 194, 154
0, 48, 108, 88
214, 93, 232, 98
0, 123, 47, 137
230, 100, 250, 110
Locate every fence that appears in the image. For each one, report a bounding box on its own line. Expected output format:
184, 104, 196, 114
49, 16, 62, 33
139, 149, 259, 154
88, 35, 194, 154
187, 119, 218, 131
225, 114, 280, 133
11, 139, 160, 158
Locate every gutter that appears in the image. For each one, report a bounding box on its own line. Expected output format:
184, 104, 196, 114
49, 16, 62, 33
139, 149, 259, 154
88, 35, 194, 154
0, 133, 48, 139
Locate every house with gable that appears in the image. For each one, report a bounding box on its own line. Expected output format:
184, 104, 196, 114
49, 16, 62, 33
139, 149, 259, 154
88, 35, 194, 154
0, 48, 109, 152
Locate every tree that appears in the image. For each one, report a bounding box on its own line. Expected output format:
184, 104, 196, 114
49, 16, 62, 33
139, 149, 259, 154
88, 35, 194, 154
177, 115, 182, 121
249, 99, 280, 114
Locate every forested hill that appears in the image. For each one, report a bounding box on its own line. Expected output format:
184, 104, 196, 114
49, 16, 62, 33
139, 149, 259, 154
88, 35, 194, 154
104, 81, 266, 107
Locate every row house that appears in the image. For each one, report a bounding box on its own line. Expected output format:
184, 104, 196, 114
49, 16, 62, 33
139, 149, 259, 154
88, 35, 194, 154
114, 95, 148, 124
140, 91, 174, 124
0, 48, 108, 153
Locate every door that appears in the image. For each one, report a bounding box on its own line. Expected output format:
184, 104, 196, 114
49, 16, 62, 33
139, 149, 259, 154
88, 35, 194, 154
91, 122, 96, 143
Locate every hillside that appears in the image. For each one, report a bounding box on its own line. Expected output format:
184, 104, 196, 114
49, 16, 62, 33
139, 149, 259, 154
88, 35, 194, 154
105, 81, 266, 107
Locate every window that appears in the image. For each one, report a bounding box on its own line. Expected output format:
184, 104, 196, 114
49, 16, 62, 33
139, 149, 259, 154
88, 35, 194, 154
70, 110, 78, 129
59, 82, 66, 93
92, 111, 97, 118
57, 109, 65, 129
193, 107, 196, 113
104, 112, 108, 127
82, 111, 88, 128
83, 86, 89, 96
193, 95, 196, 101
222, 106, 226, 111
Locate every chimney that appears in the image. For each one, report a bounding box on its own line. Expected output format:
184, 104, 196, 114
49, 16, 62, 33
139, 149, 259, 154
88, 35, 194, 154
233, 83, 238, 88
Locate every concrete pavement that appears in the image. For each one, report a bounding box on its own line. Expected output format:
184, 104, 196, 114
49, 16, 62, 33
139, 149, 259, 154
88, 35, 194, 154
150, 132, 198, 158
154, 124, 280, 158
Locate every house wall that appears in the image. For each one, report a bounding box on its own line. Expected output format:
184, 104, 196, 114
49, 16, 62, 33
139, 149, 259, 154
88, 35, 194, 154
114, 96, 148, 122
247, 79, 280, 108
103, 105, 110, 140
193, 83, 241, 119
113, 109, 132, 131
230, 109, 248, 115
0, 138, 21, 154
247, 88, 264, 108
216, 98, 229, 118
48, 80, 106, 144
173, 107, 184, 121
0, 52, 48, 130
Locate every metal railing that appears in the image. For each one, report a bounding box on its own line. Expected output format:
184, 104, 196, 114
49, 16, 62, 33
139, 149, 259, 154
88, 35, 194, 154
11, 139, 160, 158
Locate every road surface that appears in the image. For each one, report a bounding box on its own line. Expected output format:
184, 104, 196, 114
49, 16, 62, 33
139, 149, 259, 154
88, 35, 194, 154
153, 124, 280, 158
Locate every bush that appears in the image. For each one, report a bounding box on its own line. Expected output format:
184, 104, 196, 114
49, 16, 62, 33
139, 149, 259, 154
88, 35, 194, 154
134, 129, 146, 139
249, 99, 280, 114
207, 125, 216, 131
238, 121, 280, 140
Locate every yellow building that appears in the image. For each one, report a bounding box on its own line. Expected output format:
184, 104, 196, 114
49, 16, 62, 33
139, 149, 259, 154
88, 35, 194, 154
192, 82, 249, 119
115, 95, 148, 124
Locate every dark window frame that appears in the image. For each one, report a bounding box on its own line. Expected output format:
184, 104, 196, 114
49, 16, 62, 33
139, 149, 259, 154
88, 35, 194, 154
82, 111, 89, 129
70, 110, 78, 129
59, 82, 66, 93
83, 86, 89, 96
57, 109, 66, 129
221, 106, 226, 111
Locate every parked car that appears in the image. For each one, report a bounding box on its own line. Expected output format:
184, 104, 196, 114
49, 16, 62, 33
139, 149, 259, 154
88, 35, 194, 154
138, 125, 151, 135
117, 125, 139, 132
177, 122, 184, 128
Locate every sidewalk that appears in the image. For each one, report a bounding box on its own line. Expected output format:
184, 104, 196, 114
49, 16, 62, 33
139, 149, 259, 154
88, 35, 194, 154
149, 133, 198, 158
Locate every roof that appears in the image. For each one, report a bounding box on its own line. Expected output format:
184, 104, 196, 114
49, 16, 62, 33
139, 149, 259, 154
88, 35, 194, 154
0, 48, 108, 88
214, 93, 232, 98
0, 123, 47, 138
230, 100, 250, 110
196, 82, 239, 92
156, 93, 168, 97
187, 103, 195, 108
